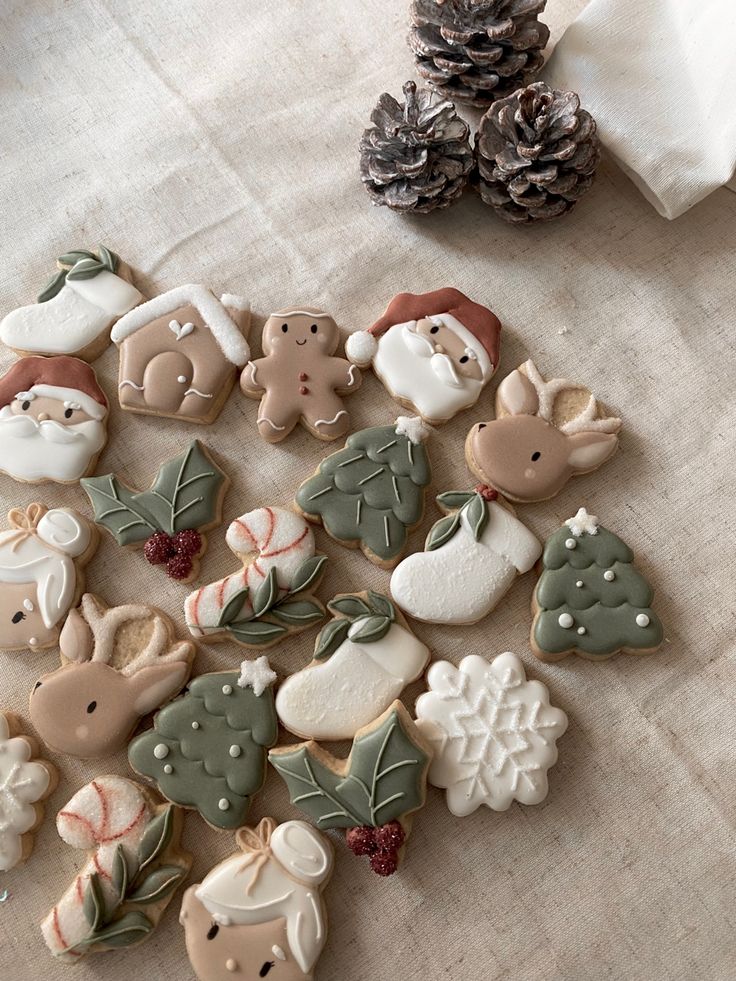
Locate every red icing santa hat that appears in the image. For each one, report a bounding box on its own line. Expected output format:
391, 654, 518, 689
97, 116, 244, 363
345, 288, 501, 380
0, 355, 108, 420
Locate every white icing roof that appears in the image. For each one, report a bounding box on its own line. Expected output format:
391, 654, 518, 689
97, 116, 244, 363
111, 284, 250, 365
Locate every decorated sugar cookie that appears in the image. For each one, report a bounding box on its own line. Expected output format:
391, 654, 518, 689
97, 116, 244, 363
415, 652, 568, 816
531, 508, 664, 661
276, 591, 430, 740
240, 307, 361, 442
0, 356, 108, 483
295, 416, 432, 569
0, 711, 57, 871
270, 701, 431, 876
345, 288, 500, 425
390, 485, 541, 624
41, 776, 191, 960
128, 658, 278, 830
111, 284, 250, 424
466, 360, 622, 503
30, 594, 195, 759
181, 817, 333, 981
0, 246, 142, 361
185, 507, 327, 650
0, 503, 97, 652
82, 439, 228, 582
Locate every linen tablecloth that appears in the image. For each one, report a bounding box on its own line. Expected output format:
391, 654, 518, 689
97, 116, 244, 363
1, 2, 734, 979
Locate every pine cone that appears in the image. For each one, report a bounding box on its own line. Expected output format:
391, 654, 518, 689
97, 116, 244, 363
475, 82, 601, 223
408, 0, 549, 108
360, 80, 473, 214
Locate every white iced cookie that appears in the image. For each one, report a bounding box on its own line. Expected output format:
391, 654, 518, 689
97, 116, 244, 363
415, 652, 568, 816
276, 590, 430, 740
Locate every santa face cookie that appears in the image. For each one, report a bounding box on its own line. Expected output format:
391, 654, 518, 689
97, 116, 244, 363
82, 439, 228, 582
531, 508, 664, 661
0, 503, 97, 652
41, 776, 191, 961
0, 356, 108, 483
466, 360, 622, 503
185, 507, 327, 650
345, 288, 500, 425
240, 307, 361, 443
276, 591, 430, 740
270, 701, 431, 876
128, 658, 278, 830
0, 246, 142, 361
181, 818, 333, 981
390, 486, 541, 625
415, 652, 567, 816
112, 285, 250, 424
0, 712, 58, 871
295, 416, 432, 569
30, 594, 195, 759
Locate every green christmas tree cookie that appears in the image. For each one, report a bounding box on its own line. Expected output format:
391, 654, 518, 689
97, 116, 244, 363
531, 508, 664, 661
294, 416, 432, 568
128, 657, 278, 829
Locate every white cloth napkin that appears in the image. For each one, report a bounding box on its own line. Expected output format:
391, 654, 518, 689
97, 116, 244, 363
543, 0, 736, 219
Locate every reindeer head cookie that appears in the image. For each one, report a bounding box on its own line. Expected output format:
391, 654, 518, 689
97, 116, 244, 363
466, 360, 622, 502
30, 594, 195, 758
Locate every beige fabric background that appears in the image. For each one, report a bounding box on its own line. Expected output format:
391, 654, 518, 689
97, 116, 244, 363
1, 2, 735, 979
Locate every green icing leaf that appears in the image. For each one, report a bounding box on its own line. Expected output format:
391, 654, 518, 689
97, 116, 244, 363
57, 249, 96, 266
288, 554, 328, 595
111, 845, 129, 904
137, 806, 174, 874
81, 474, 160, 545
252, 568, 278, 617
367, 591, 395, 621
97, 244, 118, 272
37, 268, 68, 303
436, 490, 474, 510
328, 595, 371, 619
466, 493, 489, 541
426, 511, 461, 551
270, 599, 324, 625
128, 866, 186, 905
348, 614, 391, 644
82, 874, 105, 932
313, 617, 351, 660
218, 587, 249, 628
80, 911, 153, 949
66, 257, 106, 281
228, 619, 287, 646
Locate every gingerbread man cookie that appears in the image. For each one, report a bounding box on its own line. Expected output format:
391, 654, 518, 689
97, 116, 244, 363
240, 307, 361, 442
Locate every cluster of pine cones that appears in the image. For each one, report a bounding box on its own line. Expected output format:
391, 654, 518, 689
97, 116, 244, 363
359, 0, 601, 224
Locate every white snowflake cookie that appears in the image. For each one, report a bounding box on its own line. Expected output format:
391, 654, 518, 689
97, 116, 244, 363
415, 652, 567, 816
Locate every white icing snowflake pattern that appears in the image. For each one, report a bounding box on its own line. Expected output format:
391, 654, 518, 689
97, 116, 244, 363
565, 507, 599, 537
415, 652, 568, 816
237, 656, 277, 697
0, 716, 51, 870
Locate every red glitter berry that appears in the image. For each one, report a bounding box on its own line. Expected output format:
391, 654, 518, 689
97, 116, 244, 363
173, 529, 202, 558
167, 554, 194, 580
373, 820, 405, 852
345, 826, 376, 857
369, 848, 399, 877
143, 531, 175, 565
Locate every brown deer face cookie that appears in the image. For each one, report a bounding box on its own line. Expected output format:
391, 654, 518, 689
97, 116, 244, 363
30, 594, 195, 758
466, 360, 622, 502
240, 307, 361, 443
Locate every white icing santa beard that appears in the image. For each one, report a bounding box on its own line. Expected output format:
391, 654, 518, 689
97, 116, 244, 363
0, 406, 105, 481
372, 323, 484, 422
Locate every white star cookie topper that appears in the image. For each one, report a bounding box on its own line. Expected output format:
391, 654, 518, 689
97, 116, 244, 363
415, 652, 568, 816
237, 656, 277, 697
565, 507, 599, 537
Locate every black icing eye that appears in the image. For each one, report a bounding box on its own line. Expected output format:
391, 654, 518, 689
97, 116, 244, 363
34, 681, 42, 691
22, 401, 31, 411
64, 408, 73, 419
260, 963, 275, 977
311, 323, 318, 333
86, 701, 97, 714
206, 923, 219, 941
477, 423, 486, 431
11, 611, 25, 624
531, 451, 541, 461
281, 323, 289, 333
430, 325, 439, 334
459, 355, 469, 363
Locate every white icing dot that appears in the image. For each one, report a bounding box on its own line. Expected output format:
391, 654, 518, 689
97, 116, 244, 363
229, 745, 241, 758
23, 599, 34, 611
558, 613, 574, 629
29, 636, 38, 646
218, 798, 230, 811
222, 684, 233, 695
576, 580, 583, 588
191, 721, 200, 730
565, 538, 576, 550
272, 945, 286, 961
604, 570, 615, 581
164, 764, 173, 774
225, 960, 237, 974
577, 626, 586, 635
177, 374, 187, 383
153, 743, 169, 759
636, 613, 650, 627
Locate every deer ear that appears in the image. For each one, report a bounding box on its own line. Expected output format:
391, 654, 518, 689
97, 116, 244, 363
567, 431, 619, 472
496, 369, 539, 416
59, 607, 93, 663
129, 662, 189, 715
